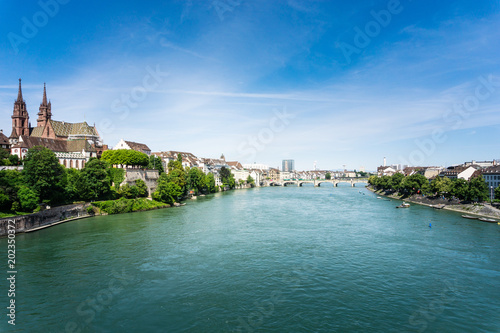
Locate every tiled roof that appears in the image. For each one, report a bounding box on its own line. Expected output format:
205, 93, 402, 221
9, 127, 18, 139
51, 120, 98, 137
0, 132, 9, 145
124, 140, 151, 153
30, 126, 44, 137
11, 136, 95, 153
227, 161, 243, 170
483, 166, 500, 174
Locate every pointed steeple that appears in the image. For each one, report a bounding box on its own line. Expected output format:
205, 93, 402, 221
37, 82, 52, 128
42, 82, 47, 105
11, 78, 29, 139
17, 78, 23, 102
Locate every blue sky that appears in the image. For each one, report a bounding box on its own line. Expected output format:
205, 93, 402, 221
1, 0, 499, 171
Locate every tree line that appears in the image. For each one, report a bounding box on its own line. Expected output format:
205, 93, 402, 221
152, 154, 238, 205
368, 173, 498, 203
0, 148, 241, 215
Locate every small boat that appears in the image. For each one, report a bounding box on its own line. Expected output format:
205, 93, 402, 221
396, 202, 410, 208
377, 196, 382, 199
478, 218, 498, 223
432, 204, 445, 209
461, 215, 478, 220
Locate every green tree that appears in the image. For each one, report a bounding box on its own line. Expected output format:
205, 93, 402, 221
246, 175, 255, 185
390, 173, 405, 191
109, 167, 125, 188
152, 174, 182, 205
378, 175, 391, 190
204, 173, 216, 193
177, 153, 183, 164
168, 169, 187, 194
64, 168, 81, 202
23, 146, 65, 204
148, 155, 164, 174
0, 148, 9, 165
187, 167, 204, 194
219, 166, 235, 189
466, 175, 489, 202
167, 160, 184, 173
494, 185, 500, 202
76, 158, 111, 201
400, 174, 428, 196
325, 172, 331, 180
8, 154, 20, 166
18, 186, 39, 212
101, 149, 149, 167
0, 170, 24, 211
430, 176, 452, 197
134, 179, 148, 197
119, 183, 133, 198
450, 178, 468, 200
368, 175, 379, 187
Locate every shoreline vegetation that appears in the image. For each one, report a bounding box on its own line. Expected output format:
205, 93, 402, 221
0, 148, 248, 219
367, 173, 500, 220
2, 145, 499, 230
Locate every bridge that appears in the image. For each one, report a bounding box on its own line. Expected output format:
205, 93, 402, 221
267, 178, 368, 187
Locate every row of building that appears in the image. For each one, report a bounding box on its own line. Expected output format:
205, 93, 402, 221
377, 160, 500, 199
1, 80, 366, 188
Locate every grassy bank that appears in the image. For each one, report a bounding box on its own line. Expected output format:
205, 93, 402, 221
366, 186, 500, 220
90, 197, 169, 215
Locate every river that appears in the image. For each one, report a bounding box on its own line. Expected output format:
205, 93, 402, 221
1, 184, 499, 332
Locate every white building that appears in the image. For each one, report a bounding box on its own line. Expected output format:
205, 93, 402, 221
483, 166, 500, 199
114, 139, 151, 156
242, 163, 269, 170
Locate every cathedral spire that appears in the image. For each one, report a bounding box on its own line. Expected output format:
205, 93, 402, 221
17, 78, 23, 102
38, 82, 51, 128
42, 82, 47, 106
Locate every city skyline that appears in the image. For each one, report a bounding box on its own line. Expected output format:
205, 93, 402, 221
1, 1, 500, 170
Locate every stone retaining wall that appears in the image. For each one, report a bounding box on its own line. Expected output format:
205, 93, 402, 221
0, 203, 91, 237
121, 168, 159, 196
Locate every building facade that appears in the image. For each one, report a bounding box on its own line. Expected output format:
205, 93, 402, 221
114, 139, 151, 156
8, 79, 102, 169
282, 159, 295, 172
483, 166, 500, 200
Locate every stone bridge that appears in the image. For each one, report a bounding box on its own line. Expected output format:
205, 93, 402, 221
268, 178, 368, 187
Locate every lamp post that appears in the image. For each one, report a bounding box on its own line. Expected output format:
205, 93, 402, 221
491, 186, 494, 204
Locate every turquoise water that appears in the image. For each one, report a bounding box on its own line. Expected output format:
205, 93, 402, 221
1, 185, 500, 332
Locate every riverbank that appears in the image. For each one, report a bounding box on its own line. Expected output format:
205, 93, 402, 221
366, 186, 500, 220
0, 198, 175, 237
0, 186, 256, 236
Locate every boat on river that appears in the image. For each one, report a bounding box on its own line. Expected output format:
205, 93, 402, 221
478, 217, 498, 223
396, 202, 410, 208
461, 215, 478, 220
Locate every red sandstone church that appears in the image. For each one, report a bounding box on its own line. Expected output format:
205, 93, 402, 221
8, 79, 104, 169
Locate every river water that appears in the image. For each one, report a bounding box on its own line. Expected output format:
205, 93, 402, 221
1, 185, 500, 332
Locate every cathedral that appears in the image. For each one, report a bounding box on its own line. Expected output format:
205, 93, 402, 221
9, 79, 103, 169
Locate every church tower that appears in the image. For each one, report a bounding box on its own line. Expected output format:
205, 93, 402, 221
37, 83, 52, 127
10, 79, 30, 142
